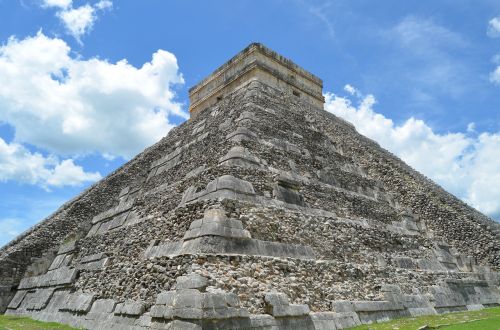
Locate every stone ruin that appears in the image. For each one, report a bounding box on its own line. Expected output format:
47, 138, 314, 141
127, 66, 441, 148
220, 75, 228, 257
1, 43, 499, 329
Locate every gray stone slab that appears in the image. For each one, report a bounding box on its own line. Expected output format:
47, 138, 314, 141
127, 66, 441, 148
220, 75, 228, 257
353, 300, 403, 312
92, 200, 134, 224
264, 292, 289, 307
60, 292, 95, 313
156, 291, 176, 305
408, 307, 437, 316
23, 288, 55, 311
89, 299, 116, 314
226, 127, 258, 142
173, 289, 203, 309
81, 252, 107, 263
114, 301, 146, 316
331, 300, 355, 313
7, 290, 27, 309
58, 240, 76, 255
48, 254, 66, 271
18, 267, 77, 289
176, 274, 208, 291
269, 304, 310, 317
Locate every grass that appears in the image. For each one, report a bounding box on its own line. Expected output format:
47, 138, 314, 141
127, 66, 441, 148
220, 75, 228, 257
0, 315, 77, 330
350, 306, 500, 330
0, 308, 498, 329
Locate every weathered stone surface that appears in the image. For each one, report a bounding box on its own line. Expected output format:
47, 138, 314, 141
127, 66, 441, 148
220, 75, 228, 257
2, 42, 499, 330
114, 301, 146, 316
18, 267, 77, 289
60, 292, 95, 313
175, 274, 208, 291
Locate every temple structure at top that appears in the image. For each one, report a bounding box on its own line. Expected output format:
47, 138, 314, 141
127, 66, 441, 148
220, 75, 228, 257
188, 43, 324, 115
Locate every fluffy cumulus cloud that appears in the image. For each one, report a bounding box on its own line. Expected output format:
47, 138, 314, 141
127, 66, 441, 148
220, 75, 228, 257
324, 86, 500, 220
0, 32, 185, 158
0, 137, 101, 188
487, 16, 500, 38
41, 0, 112, 42
0, 32, 185, 188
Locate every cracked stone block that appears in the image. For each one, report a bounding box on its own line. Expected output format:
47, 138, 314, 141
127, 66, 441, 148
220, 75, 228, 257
173, 289, 204, 309
114, 301, 146, 316
175, 274, 208, 291
58, 240, 76, 255
60, 292, 95, 313
89, 299, 116, 314
7, 290, 27, 309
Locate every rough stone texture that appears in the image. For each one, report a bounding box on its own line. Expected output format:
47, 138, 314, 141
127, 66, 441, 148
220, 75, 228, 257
1, 43, 499, 329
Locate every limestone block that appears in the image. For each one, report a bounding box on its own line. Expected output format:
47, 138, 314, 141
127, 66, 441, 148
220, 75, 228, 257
7, 290, 27, 309
309, 312, 339, 330
429, 286, 467, 308
81, 252, 107, 263
183, 221, 251, 241
331, 300, 354, 313
466, 304, 484, 311
18, 267, 77, 289
264, 292, 310, 317
202, 306, 249, 319
173, 307, 203, 319
176, 274, 208, 291
156, 291, 176, 305
202, 292, 239, 309
219, 146, 261, 168
61, 292, 95, 313
408, 307, 437, 316
226, 127, 258, 142
92, 200, 134, 224
173, 289, 203, 309
402, 294, 432, 309
89, 299, 116, 314
264, 292, 289, 307
114, 301, 146, 316
216, 175, 255, 194
353, 300, 403, 312
48, 254, 66, 271
160, 320, 202, 329
58, 240, 76, 255
270, 304, 310, 317
150, 305, 174, 319
181, 175, 256, 204
23, 288, 55, 310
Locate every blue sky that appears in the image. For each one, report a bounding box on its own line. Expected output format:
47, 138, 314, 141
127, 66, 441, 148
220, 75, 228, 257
1, 0, 499, 246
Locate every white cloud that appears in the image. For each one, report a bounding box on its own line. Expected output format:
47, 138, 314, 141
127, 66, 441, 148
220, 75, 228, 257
490, 66, 500, 84
41, 0, 72, 9
40, 0, 112, 42
487, 17, 500, 38
0, 32, 185, 159
95, 0, 112, 10
324, 88, 500, 220
0, 137, 101, 188
344, 84, 356, 95
57, 4, 96, 42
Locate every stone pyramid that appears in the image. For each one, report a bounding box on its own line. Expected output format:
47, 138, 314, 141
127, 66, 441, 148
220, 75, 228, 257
1, 43, 499, 329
